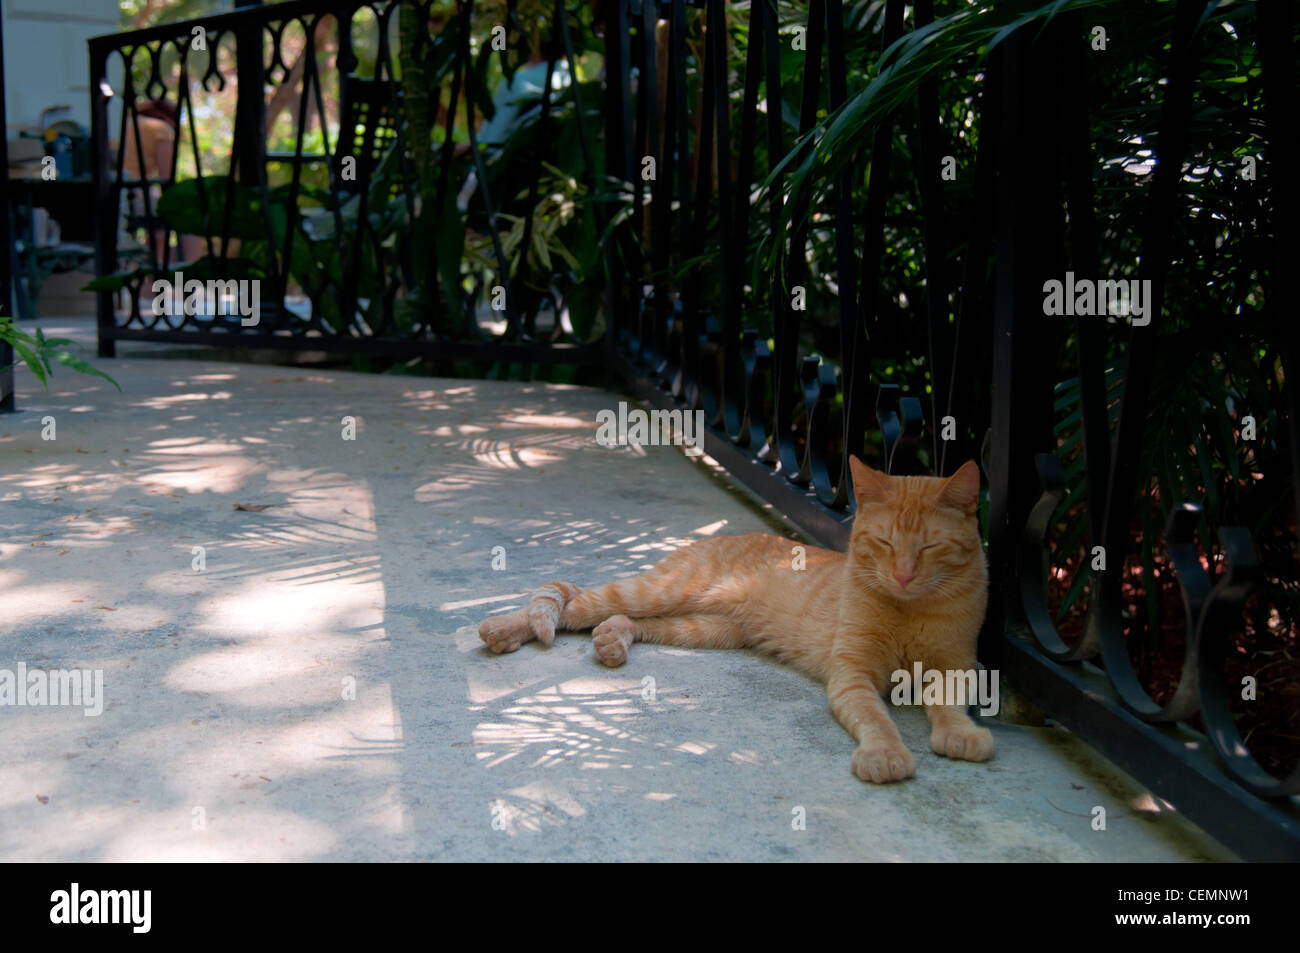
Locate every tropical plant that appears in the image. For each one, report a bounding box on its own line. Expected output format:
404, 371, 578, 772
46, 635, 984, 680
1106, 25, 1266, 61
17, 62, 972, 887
0, 316, 121, 392
733, 0, 1295, 760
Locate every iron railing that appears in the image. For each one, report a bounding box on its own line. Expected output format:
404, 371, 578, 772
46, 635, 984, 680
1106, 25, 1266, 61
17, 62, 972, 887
89, 0, 606, 364
603, 0, 1300, 860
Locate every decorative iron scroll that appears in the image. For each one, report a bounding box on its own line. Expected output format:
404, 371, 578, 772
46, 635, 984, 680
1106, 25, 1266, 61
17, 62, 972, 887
90, 0, 603, 363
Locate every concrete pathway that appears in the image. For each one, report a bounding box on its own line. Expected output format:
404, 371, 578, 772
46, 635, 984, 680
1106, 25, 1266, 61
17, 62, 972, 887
0, 322, 1236, 860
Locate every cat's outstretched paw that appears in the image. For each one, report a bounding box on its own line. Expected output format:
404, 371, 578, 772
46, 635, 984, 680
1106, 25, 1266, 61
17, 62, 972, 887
478, 609, 535, 654
525, 585, 565, 646
591, 615, 637, 667
851, 741, 915, 783
930, 723, 994, 762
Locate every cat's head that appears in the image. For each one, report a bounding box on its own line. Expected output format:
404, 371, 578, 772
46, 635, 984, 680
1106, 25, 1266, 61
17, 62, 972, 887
845, 456, 984, 600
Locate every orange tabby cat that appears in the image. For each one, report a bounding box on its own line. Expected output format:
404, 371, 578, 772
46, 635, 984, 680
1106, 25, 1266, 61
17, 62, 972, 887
477, 456, 992, 783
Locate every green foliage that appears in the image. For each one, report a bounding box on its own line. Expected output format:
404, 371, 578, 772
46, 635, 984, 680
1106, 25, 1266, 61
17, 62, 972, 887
0, 317, 121, 392
600, 0, 1293, 639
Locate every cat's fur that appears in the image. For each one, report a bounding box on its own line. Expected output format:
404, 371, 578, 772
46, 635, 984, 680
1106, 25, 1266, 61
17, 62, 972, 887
477, 456, 992, 783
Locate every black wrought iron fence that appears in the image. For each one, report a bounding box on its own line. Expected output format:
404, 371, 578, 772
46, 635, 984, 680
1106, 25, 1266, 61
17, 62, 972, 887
603, 0, 1300, 860
89, 0, 609, 365
82, 0, 1300, 859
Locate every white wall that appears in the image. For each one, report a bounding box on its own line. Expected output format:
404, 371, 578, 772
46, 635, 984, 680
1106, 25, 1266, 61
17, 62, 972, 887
2, 0, 119, 133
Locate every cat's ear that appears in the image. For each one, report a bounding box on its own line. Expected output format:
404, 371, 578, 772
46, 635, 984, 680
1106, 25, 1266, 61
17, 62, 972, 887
849, 455, 890, 508
939, 460, 981, 514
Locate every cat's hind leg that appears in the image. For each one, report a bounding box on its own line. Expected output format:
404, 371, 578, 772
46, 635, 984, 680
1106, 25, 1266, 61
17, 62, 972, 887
524, 581, 582, 644
478, 581, 582, 653
478, 607, 536, 654
478, 576, 644, 655
591, 613, 745, 667
491, 569, 701, 653
480, 555, 721, 656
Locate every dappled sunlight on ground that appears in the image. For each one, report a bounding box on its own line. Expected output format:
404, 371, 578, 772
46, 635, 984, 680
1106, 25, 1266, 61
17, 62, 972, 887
0, 346, 1236, 861
468, 680, 706, 771
0, 355, 747, 860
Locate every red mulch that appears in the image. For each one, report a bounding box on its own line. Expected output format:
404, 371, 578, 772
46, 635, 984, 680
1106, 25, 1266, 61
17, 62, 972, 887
1046, 512, 1299, 781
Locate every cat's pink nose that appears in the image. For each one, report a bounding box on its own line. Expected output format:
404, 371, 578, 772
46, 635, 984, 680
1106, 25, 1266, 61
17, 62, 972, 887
894, 571, 914, 589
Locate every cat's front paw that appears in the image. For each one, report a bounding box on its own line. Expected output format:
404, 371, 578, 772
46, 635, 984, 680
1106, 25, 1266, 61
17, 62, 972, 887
851, 741, 915, 783
930, 723, 994, 762
478, 609, 534, 654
